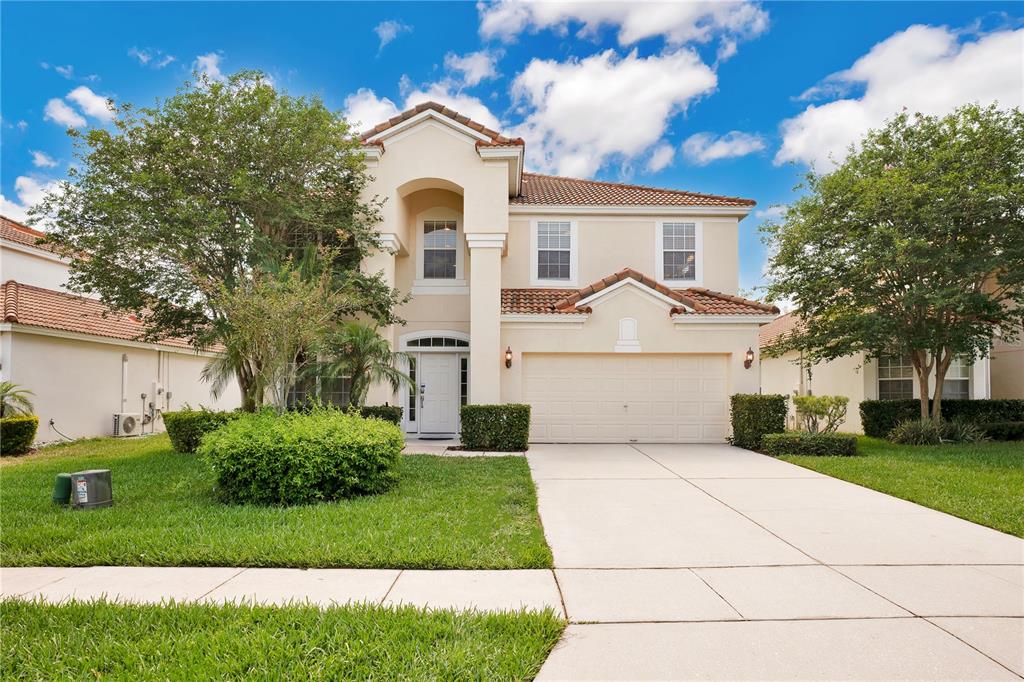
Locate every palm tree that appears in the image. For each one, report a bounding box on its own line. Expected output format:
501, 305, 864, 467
325, 323, 412, 407
0, 382, 35, 417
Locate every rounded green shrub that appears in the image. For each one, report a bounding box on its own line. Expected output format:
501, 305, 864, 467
164, 408, 239, 453
199, 408, 404, 505
1, 415, 38, 455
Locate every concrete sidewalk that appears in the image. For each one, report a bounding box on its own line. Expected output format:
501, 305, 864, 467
529, 443, 1024, 680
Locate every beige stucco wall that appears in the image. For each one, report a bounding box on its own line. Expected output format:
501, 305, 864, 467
991, 333, 1024, 399
1, 245, 75, 293
760, 350, 869, 433
2, 330, 240, 444
500, 284, 762, 405
502, 215, 740, 294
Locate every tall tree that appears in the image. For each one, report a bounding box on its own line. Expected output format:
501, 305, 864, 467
765, 103, 1024, 422
325, 323, 412, 408
35, 70, 401, 410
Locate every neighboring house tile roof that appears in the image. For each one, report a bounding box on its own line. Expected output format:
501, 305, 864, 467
1, 280, 193, 349
0, 216, 62, 256
502, 268, 778, 317
512, 173, 756, 207
759, 311, 802, 349
360, 101, 524, 148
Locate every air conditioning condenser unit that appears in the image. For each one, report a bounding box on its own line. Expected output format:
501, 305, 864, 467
112, 413, 142, 437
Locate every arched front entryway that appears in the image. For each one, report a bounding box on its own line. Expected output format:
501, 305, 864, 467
398, 330, 470, 437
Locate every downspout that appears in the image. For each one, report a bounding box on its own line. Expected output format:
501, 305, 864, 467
120, 353, 129, 413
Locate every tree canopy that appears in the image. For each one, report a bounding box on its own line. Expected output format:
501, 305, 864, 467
764, 103, 1024, 421
35, 70, 402, 409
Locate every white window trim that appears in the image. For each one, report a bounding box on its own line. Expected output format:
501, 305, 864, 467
413, 208, 466, 294
655, 220, 703, 287
530, 218, 579, 287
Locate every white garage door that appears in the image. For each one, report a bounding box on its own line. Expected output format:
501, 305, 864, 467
524, 353, 730, 443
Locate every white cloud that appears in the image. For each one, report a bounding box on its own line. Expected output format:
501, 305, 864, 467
754, 204, 788, 221
682, 130, 766, 165
375, 20, 412, 51
30, 151, 58, 168
0, 176, 62, 226
42, 62, 76, 79
444, 50, 500, 87
646, 142, 675, 173
67, 86, 114, 122
44, 98, 86, 128
777, 25, 1024, 168
194, 52, 226, 81
344, 88, 401, 131
129, 47, 176, 69
17, 120, 28, 131
511, 48, 716, 177
479, 0, 768, 48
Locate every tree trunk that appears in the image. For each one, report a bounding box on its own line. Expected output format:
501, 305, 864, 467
910, 349, 932, 422
235, 365, 257, 412
931, 347, 954, 424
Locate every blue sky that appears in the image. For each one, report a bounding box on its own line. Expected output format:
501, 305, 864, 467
2, 1, 1022, 293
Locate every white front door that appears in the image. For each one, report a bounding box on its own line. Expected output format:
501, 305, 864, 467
419, 354, 459, 434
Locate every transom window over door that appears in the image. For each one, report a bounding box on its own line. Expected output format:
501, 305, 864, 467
878, 354, 914, 399
423, 220, 457, 279
662, 222, 696, 281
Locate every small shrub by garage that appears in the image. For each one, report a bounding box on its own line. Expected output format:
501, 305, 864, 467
359, 405, 403, 425
1, 415, 38, 455
861, 399, 1024, 438
460, 404, 530, 452
163, 408, 239, 454
762, 431, 857, 457
728, 394, 787, 451
199, 408, 403, 505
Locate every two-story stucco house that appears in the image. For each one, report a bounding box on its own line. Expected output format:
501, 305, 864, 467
359, 102, 778, 443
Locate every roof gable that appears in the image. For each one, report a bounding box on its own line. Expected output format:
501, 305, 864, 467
360, 101, 523, 148
0, 216, 63, 257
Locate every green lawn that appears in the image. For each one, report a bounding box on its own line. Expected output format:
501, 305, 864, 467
1, 599, 565, 680
780, 437, 1024, 537
1, 435, 552, 568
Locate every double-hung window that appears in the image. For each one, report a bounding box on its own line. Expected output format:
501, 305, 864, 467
877, 354, 914, 399
422, 220, 457, 280
661, 222, 697, 282
532, 220, 576, 285
943, 357, 971, 399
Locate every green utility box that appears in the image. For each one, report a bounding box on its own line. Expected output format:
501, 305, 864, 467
52, 473, 72, 504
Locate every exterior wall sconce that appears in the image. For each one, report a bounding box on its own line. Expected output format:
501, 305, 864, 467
744, 347, 755, 369
505, 346, 513, 368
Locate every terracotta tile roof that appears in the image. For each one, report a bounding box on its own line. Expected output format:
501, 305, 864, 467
0, 216, 62, 256
759, 311, 803, 349
360, 101, 524, 148
512, 173, 756, 208
502, 268, 778, 317
2, 280, 193, 349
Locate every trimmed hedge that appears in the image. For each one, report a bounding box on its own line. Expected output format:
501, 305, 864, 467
762, 431, 858, 457
980, 421, 1024, 441
861, 399, 1024, 437
729, 394, 787, 450
359, 405, 403, 425
163, 409, 239, 454
199, 408, 404, 506
1, 415, 38, 455
460, 404, 530, 452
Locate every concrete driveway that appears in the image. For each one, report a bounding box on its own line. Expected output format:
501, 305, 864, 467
528, 443, 1024, 680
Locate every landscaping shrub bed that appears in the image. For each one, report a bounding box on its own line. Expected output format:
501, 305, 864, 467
861, 399, 1024, 438
980, 421, 1024, 441
1, 415, 38, 455
728, 394, 787, 450
359, 405, 403, 425
762, 431, 858, 457
163, 408, 239, 453
460, 405, 530, 451
199, 408, 403, 505
888, 419, 988, 445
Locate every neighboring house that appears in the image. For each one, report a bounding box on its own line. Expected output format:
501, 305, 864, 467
758, 312, 1020, 434
0, 216, 240, 443
359, 102, 777, 443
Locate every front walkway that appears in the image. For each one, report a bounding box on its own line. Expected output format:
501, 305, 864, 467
530, 443, 1024, 680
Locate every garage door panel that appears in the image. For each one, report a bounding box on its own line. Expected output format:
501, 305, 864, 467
524, 353, 730, 444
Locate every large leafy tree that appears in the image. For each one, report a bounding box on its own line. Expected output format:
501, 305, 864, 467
765, 103, 1024, 422
35, 71, 401, 410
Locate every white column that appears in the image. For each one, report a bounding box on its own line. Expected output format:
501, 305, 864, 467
467, 234, 505, 404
